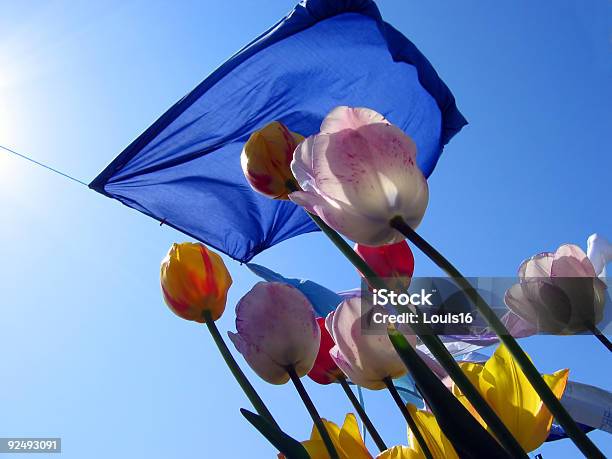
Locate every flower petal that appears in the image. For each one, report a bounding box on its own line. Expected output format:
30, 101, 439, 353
519, 252, 554, 279
290, 190, 402, 246
232, 282, 320, 381
329, 297, 408, 388
551, 244, 596, 278
291, 135, 317, 191
227, 331, 289, 384
338, 414, 371, 458
329, 345, 384, 389
407, 405, 459, 459
320, 106, 388, 134
454, 345, 569, 452
376, 446, 420, 459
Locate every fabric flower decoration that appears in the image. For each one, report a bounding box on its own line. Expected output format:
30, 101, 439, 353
505, 244, 607, 334
308, 317, 345, 385
326, 296, 414, 390
228, 282, 320, 384
290, 106, 429, 246
452, 344, 569, 453
160, 242, 232, 322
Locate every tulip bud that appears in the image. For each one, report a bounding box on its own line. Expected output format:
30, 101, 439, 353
307, 317, 344, 385
229, 282, 320, 384
505, 244, 607, 334
326, 297, 414, 390
241, 121, 304, 200
354, 241, 414, 290
160, 242, 232, 322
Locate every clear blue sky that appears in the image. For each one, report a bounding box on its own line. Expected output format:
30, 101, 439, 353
1, 1, 610, 457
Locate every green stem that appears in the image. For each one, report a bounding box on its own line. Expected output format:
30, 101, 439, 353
308, 213, 528, 458
203, 310, 280, 430
383, 377, 434, 459
390, 216, 605, 459
338, 377, 387, 452
288, 366, 339, 459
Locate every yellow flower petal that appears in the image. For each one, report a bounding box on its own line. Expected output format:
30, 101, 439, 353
301, 439, 332, 459
338, 414, 371, 458
301, 415, 372, 459
453, 344, 569, 452
376, 445, 421, 459
160, 242, 232, 322
407, 405, 459, 459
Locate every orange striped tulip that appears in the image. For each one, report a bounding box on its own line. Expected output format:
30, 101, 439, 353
160, 242, 232, 322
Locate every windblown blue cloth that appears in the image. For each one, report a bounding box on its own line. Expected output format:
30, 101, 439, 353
90, 0, 466, 262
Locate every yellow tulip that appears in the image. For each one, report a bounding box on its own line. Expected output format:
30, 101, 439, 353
452, 344, 569, 453
241, 121, 304, 200
298, 414, 371, 459
406, 405, 459, 459
287, 412, 453, 459
160, 242, 232, 322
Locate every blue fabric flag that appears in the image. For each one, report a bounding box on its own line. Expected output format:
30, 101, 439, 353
90, 0, 466, 262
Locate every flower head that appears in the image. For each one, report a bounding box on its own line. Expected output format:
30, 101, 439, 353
505, 243, 607, 334
286, 411, 454, 459
308, 317, 345, 385
298, 414, 372, 459
160, 242, 232, 322
241, 121, 303, 199
354, 241, 414, 289
289, 106, 429, 246
452, 344, 569, 452
228, 282, 320, 384
326, 297, 413, 390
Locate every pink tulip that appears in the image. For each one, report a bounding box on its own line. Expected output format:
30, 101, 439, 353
326, 296, 414, 390
505, 244, 607, 334
289, 106, 429, 246
228, 282, 320, 384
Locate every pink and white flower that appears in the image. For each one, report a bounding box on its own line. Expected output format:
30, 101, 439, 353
505, 244, 607, 334
326, 296, 414, 390
289, 106, 429, 246
228, 282, 320, 384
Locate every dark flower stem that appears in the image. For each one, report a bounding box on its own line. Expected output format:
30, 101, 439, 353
390, 215, 605, 459
383, 377, 433, 459
202, 310, 280, 430
307, 212, 528, 458
288, 366, 339, 459
337, 377, 387, 452
586, 324, 612, 352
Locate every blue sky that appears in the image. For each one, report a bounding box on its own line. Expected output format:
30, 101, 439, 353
0, 0, 610, 457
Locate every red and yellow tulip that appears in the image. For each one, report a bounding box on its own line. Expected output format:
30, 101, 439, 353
160, 242, 232, 322
241, 121, 303, 200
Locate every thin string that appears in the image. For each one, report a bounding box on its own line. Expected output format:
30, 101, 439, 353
0, 144, 89, 187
